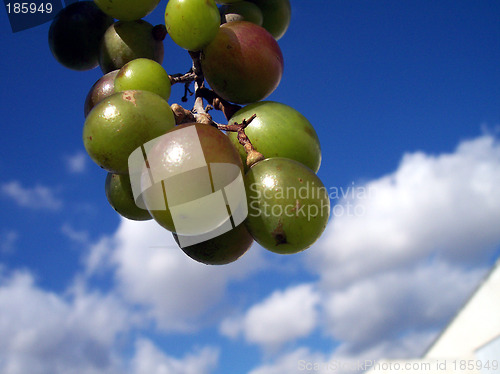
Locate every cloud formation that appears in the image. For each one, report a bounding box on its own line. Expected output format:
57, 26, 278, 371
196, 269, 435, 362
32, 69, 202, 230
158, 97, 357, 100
220, 284, 320, 351
86, 218, 265, 332
312, 134, 500, 288
1, 181, 63, 210
1, 134, 500, 374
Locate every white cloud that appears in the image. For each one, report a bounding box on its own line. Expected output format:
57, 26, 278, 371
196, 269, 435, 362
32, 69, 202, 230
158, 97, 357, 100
86, 218, 266, 332
0, 268, 222, 374
247, 134, 500, 373
1, 181, 62, 210
65, 151, 87, 174
323, 260, 486, 352
248, 347, 326, 374
311, 134, 500, 288
0, 269, 132, 374
61, 223, 90, 244
3, 133, 499, 374
131, 339, 218, 374
248, 333, 438, 374
220, 284, 320, 351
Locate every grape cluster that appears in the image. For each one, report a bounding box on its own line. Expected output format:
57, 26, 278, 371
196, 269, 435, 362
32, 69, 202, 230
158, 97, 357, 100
48, 0, 330, 265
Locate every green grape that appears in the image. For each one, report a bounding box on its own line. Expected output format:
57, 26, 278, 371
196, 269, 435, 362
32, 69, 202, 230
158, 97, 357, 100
84, 70, 118, 117
114, 58, 171, 101
48, 1, 114, 71
99, 20, 164, 74
248, 0, 291, 40
173, 223, 253, 265
94, 0, 161, 21
83, 90, 176, 174
216, 0, 243, 3
165, 0, 220, 51
244, 158, 330, 254
105, 173, 152, 221
141, 122, 243, 234
228, 101, 321, 172
220, 1, 263, 26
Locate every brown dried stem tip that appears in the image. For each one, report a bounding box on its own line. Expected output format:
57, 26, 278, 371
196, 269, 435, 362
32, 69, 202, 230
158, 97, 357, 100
218, 114, 264, 167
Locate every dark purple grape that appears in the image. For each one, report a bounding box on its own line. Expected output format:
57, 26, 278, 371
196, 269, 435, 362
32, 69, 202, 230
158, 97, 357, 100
173, 223, 253, 265
48, 1, 114, 71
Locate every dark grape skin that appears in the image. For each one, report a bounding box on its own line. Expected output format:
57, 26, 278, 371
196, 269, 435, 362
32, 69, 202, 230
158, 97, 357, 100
173, 223, 254, 265
248, 0, 291, 40
48, 1, 114, 71
84, 70, 118, 118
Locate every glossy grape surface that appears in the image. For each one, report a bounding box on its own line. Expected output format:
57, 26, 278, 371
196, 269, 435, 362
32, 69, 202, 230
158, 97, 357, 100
94, 0, 161, 21
228, 101, 321, 172
244, 158, 330, 254
165, 0, 220, 51
114, 58, 171, 101
99, 20, 164, 74
201, 21, 283, 104
105, 173, 152, 221
48, 1, 113, 71
84, 70, 118, 117
83, 90, 176, 174
142, 123, 243, 234
173, 223, 253, 265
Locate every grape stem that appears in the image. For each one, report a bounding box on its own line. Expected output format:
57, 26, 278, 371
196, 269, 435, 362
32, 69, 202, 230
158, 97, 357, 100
168, 49, 264, 167
168, 52, 242, 122
217, 114, 265, 167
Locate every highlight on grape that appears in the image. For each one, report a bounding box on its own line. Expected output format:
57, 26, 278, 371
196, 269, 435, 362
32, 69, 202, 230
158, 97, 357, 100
127, 125, 248, 248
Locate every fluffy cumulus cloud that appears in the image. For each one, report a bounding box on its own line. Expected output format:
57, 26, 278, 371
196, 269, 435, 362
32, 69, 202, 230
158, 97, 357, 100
248, 347, 328, 374
1, 180, 63, 210
312, 134, 500, 288
322, 261, 486, 353
0, 269, 130, 374
86, 218, 266, 332
220, 284, 320, 350
247, 134, 500, 372
131, 339, 219, 374
0, 268, 221, 374
2, 134, 500, 374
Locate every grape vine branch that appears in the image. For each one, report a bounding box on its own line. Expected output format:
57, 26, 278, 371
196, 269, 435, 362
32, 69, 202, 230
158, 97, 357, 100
167, 44, 264, 167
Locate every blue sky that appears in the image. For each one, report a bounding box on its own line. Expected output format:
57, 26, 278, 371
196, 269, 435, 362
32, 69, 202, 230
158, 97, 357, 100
1, 1, 500, 373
